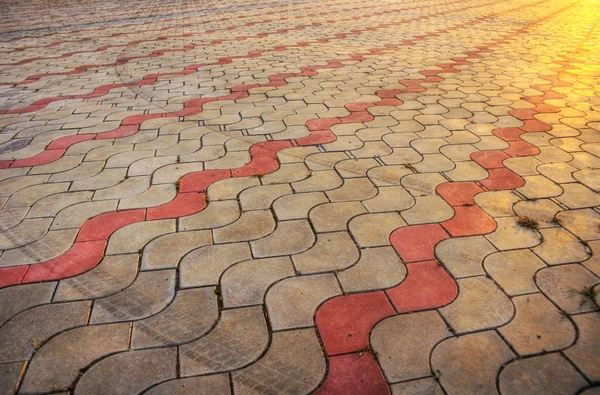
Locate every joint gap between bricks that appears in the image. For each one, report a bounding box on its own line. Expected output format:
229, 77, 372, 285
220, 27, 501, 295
560, 350, 595, 385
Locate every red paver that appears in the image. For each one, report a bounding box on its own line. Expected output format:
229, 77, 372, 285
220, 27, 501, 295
77, 209, 146, 242
480, 168, 526, 190
386, 260, 458, 313
471, 150, 510, 169
390, 224, 450, 262
146, 192, 206, 220
436, 182, 484, 206
441, 205, 497, 237
315, 353, 390, 395
316, 292, 395, 356
22, 240, 107, 283
503, 140, 541, 157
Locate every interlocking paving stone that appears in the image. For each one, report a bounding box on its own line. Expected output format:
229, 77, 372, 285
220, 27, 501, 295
362, 185, 414, 213
0, 228, 78, 267
309, 201, 367, 232
145, 374, 231, 395
4, 182, 68, 208
272, 192, 328, 220
564, 312, 600, 382
179, 242, 252, 288
213, 210, 276, 243
141, 230, 211, 270
439, 276, 514, 333
483, 249, 547, 296
485, 216, 542, 251
94, 175, 150, 200
435, 236, 497, 278
337, 246, 405, 292
178, 200, 240, 231
106, 219, 175, 255
239, 183, 292, 210
74, 348, 177, 395
390, 378, 444, 395
19, 323, 130, 393
292, 231, 359, 274
474, 190, 522, 217
0, 301, 90, 363
0, 362, 24, 395
179, 306, 269, 376
517, 175, 563, 199
584, 240, 600, 277
90, 269, 176, 324
0, 218, 51, 250
0, 282, 56, 325
266, 273, 341, 330
533, 227, 591, 265
580, 387, 600, 395
557, 183, 600, 209
231, 328, 325, 394
349, 212, 406, 247
131, 287, 218, 349
536, 264, 600, 314
371, 311, 451, 382
250, 219, 314, 257
221, 257, 295, 308
499, 353, 588, 395
51, 200, 118, 230
292, 170, 343, 193
499, 293, 576, 356
27, 191, 91, 218
0, 207, 28, 232
401, 195, 453, 224
53, 254, 138, 301
512, 199, 563, 229
555, 208, 600, 241
431, 331, 516, 395
1, 0, 600, 392
326, 177, 377, 202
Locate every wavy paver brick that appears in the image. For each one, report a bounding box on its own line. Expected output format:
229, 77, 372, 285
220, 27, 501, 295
0, 0, 599, 393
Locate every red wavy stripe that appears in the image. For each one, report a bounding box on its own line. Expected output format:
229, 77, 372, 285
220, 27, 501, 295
313, 2, 582, 393
0, 0, 545, 288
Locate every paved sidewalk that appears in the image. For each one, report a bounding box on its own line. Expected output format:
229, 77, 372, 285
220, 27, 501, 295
0, 0, 599, 393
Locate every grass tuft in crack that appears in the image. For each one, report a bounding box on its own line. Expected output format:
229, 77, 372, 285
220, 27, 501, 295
516, 216, 539, 230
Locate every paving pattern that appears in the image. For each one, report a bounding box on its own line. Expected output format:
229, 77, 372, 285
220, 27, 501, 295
0, 0, 599, 393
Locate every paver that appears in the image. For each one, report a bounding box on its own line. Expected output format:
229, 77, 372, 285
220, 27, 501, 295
439, 276, 514, 333
371, 311, 451, 382
179, 242, 252, 287
0, 301, 91, 362
431, 331, 516, 394
131, 287, 218, 348
484, 249, 547, 295
499, 354, 588, 395
74, 347, 177, 395
231, 328, 326, 394
499, 293, 576, 356
266, 273, 341, 330
1, 0, 599, 393
89, 269, 175, 324
145, 374, 231, 395
53, 254, 139, 301
337, 246, 405, 292
221, 257, 295, 307
19, 323, 130, 393
0, 283, 56, 325
179, 306, 269, 376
